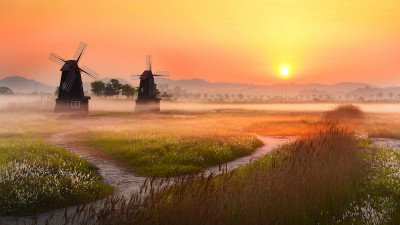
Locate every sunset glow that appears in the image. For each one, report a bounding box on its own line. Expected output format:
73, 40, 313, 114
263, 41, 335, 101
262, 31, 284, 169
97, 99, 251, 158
279, 65, 290, 77
1, 0, 400, 86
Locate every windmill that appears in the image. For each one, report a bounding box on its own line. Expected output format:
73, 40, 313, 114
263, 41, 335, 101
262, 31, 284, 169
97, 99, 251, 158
131, 56, 169, 112
49, 41, 99, 113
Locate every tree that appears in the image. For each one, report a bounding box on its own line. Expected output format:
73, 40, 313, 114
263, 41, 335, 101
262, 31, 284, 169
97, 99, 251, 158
55, 86, 59, 96
104, 79, 122, 98
0, 87, 13, 95
104, 83, 115, 97
121, 84, 136, 98
378, 92, 383, 100
91, 80, 106, 97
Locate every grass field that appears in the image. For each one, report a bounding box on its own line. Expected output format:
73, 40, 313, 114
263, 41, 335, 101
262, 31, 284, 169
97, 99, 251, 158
27, 104, 399, 224
83, 116, 264, 176
53, 121, 400, 225
4, 105, 400, 223
0, 113, 112, 216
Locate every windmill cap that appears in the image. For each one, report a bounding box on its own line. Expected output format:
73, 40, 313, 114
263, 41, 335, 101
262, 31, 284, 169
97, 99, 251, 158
60, 60, 79, 71
140, 70, 154, 79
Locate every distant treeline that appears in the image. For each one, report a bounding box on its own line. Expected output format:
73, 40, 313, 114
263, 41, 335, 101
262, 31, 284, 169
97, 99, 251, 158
91, 79, 137, 98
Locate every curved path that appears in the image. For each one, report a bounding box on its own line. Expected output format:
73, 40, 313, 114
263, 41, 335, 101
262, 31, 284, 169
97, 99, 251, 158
0, 120, 293, 225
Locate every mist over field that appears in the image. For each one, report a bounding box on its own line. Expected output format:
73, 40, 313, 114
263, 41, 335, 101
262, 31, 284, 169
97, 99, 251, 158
3, 95, 400, 114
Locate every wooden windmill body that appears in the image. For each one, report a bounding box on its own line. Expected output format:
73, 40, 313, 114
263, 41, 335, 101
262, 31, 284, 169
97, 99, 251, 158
49, 42, 99, 113
133, 56, 168, 112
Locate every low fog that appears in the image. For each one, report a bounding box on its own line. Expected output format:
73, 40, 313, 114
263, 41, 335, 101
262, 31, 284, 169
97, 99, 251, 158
2, 95, 400, 113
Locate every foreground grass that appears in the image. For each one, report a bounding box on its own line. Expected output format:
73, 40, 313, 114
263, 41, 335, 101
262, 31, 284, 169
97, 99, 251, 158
0, 138, 112, 216
84, 121, 262, 176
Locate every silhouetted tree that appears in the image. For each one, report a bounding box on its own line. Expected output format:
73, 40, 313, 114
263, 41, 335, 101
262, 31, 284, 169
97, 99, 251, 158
121, 83, 136, 98
104, 79, 123, 98
378, 92, 383, 100
54, 86, 59, 96
0, 87, 13, 95
91, 80, 106, 97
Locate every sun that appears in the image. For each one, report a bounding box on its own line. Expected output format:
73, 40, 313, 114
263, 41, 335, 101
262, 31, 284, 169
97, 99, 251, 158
279, 65, 290, 77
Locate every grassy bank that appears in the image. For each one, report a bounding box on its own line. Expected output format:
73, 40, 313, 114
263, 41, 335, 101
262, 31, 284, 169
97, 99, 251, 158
0, 138, 112, 216
84, 120, 262, 176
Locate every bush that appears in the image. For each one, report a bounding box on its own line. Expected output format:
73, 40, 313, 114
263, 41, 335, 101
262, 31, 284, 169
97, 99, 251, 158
325, 104, 364, 121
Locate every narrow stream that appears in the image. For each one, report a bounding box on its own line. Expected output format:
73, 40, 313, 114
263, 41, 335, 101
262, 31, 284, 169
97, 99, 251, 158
370, 138, 400, 152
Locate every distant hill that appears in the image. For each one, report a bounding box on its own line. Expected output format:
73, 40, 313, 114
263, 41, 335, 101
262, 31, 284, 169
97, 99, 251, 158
0, 76, 56, 94
156, 77, 376, 97
1, 75, 399, 100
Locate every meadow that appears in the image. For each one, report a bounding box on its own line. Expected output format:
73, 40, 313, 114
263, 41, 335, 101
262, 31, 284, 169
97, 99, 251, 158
0, 113, 112, 216
83, 116, 265, 176
37, 106, 400, 225
2, 103, 400, 224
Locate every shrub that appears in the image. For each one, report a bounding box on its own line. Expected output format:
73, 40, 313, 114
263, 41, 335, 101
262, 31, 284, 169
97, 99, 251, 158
325, 104, 364, 121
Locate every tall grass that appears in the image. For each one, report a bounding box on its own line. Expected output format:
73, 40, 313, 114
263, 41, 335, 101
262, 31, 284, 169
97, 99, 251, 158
40, 124, 378, 225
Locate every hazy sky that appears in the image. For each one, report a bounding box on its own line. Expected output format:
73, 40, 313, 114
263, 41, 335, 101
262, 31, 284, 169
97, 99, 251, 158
1, 0, 400, 86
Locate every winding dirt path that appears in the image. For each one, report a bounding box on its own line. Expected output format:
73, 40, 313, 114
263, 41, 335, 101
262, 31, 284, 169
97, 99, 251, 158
48, 130, 148, 197
0, 118, 293, 225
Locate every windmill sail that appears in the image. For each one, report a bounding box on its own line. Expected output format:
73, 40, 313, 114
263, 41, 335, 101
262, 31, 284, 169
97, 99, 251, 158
73, 41, 87, 62
49, 53, 67, 66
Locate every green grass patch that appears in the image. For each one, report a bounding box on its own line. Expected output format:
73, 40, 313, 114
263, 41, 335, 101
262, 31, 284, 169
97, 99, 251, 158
0, 138, 112, 216
84, 126, 262, 176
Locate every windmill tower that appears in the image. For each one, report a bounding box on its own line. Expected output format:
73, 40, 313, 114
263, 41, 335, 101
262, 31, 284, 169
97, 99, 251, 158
49, 42, 99, 113
132, 56, 168, 112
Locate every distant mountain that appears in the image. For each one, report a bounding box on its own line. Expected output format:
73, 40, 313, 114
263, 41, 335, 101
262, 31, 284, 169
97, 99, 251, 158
156, 78, 376, 97
0, 76, 56, 94
1, 75, 398, 99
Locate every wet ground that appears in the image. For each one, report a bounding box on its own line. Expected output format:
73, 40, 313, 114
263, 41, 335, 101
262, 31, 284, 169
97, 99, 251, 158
371, 138, 400, 152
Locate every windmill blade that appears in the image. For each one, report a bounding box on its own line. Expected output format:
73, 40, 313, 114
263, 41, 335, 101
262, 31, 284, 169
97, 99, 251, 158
49, 53, 67, 66
146, 55, 152, 71
153, 75, 168, 77
73, 41, 87, 63
79, 65, 99, 80
63, 70, 77, 92
153, 71, 169, 77
131, 74, 143, 79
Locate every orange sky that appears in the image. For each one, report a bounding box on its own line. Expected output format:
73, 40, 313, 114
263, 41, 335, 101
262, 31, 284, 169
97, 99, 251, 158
1, 0, 400, 86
